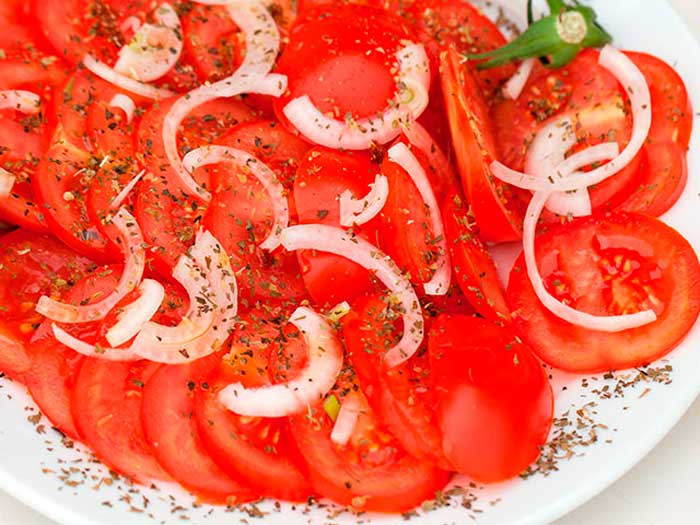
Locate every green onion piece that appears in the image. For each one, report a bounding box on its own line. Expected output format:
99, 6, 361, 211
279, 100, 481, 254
324, 394, 341, 421
466, 1, 612, 70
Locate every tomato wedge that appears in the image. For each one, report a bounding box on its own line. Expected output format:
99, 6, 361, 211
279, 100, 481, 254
142, 354, 258, 504
428, 314, 553, 482
507, 212, 700, 372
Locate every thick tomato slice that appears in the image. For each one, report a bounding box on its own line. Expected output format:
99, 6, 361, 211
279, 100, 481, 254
142, 354, 258, 504
507, 212, 700, 373
275, 4, 416, 125
0, 230, 94, 381
293, 147, 384, 307
342, 295, 451, 470
195, 309, 312, 501
289, 366, 450, 512
73, 358, 170, 483
443, 193, 509, 320
428, 314, 553, 482
441, 47, 526, 243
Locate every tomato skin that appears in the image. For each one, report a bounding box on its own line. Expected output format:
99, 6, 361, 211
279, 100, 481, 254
142, 355, 259, 504
429, 314, 553, 482
441, 47, 525, 243
507, 212, 700, 373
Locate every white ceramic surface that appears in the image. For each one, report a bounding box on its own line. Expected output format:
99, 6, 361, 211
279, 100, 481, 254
1, 1, 699, 524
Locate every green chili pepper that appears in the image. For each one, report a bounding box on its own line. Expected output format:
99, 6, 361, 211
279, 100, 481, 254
466, 0, 612, 70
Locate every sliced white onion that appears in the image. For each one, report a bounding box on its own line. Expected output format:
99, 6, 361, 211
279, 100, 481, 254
52, 324, 140, 361
131, 230, 238, 364
281, 224, 423, 368
490, 46, 651, 194
330, 395, 362, 446
523, 191, 657, 332
162, 1, 281, 200
402, 120, 454, 195
110, 169, 145, 210
108, 93, 136, 124
253, 73, 288, 97
105, 279, 165, 347
282, 43, 431, 150
503, 58, 535, 100
339, 173, 389, 227
82, 55, 175, 100
36, 208, 146, 323
114, 3, 183, 83
121, 16, 142, 35
182, 146, 289, 251
0, 90, 42, 197
218, 306, 344, 418
387, 143, 451, 296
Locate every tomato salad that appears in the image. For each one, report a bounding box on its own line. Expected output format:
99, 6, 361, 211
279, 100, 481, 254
0, 0, 697, 514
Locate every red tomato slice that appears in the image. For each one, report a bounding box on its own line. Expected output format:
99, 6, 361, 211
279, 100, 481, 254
288, 367, 450, 512
507, 212, 700, 372
293, 147, 383, 307
428, 314, 553, 482
73, 358, 170, 483
0, 230, 94, 381
342, 295, 452, 470
443, 193, 510, 321
142, 354, 258, 504
441, 47, 526, 243
195, 309, 312, 500
275, 4, 416, 123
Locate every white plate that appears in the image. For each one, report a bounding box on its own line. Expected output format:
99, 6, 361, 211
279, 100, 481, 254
1, 1, 699, 524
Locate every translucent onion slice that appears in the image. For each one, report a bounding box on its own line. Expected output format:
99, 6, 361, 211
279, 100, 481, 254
402, 120, 453, 192
182, 145, 289, 251
131, 230, 238, 364
108, 93, 136, 124
330, 394, 362, 446
52, 324, 140, 361
490, 45, 651, 194
387, 143, 451, 296
105, 279, 166, 347
281, 224, 423, 368
338, 173, 389, 227
503, 58, 536, 100
114, 3, 183, 82
282, 43, 431, 150
36, 207, 146, 323
82, 55, 175, 100
523, 191, 657, 332
0, 90, 41, 196
218, 306, 344, 418
110, 169, 146, 210
162, 0, 281, 201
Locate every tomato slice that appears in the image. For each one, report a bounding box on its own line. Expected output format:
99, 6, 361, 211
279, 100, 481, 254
342, 295, 452, 470
507, 212, 700, 372
441, 193, 509, 320
293, 147, 383, 307
289, 366, 450, 512
441, 47, 526, 243
275, 4, 416, 123
195, 309, 312, 500
0, 230, 94, 381
428, 314, 553, 482
73, 358, 170, 483
142, 354, 258, 504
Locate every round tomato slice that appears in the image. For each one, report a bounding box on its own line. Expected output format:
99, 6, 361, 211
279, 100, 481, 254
142, 354, 258, 504
507, 212, 700, 373
428, 314, 553, 482
441, 47, 526, 243
195, 309, 312, 501
289, 367, 450, 512
293, 147, 383, 307
342, 295, 451, 470
275, 4, 416, 124
0, 230, 94, 381
73, 358, 170, 483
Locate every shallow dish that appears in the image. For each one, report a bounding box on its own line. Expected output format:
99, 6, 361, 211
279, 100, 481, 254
1, 0, 699, 523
